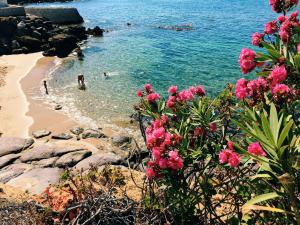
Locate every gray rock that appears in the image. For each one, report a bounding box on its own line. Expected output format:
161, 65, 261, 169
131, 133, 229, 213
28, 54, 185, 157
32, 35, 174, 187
32, 157, 59, 168
32, 30, 42, 39
0, 137, 34, 157
54, 104, 62, 110
0, 163, 34, 183
51, 133, 73, 140
82, 129, 104, 139
70, 127, 84, 135
20, 143, 85, 163
55, 150, 91, 168
73, 152, 122, 171
7, 168, 63, 195
111, 135, 131, 146
32, 130, 51, 139
11, 40, 20, 49
17, 21, 26, 30
0, 154, 20, 169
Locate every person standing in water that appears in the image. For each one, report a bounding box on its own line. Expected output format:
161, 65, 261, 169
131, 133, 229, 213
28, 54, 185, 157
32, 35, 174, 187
78, 74, 86, 90
43, 80, 49, 95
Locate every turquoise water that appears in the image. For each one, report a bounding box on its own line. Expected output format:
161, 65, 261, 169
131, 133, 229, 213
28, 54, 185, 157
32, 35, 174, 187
30, 0, 277, 124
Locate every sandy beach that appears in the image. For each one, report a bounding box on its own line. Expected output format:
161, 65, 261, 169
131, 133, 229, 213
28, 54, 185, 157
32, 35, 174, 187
0, 53, 79, 138
0, 53, 42, 138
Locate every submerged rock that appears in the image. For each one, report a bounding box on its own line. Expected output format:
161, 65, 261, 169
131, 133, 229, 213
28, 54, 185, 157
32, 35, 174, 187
0, 137, 34, 157
54, 104, 62, 110
32, 130, 51, 139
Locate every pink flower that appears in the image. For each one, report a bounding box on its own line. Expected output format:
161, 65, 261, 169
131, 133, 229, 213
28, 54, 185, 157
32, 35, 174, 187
146, 168, 156, 178
269, 66, 287, 85
177, 90, 194, 102
278, 15, 288, 23
291, 10, 299, 19
158, 158, 168, 169
252, 33, 264, 46
168, 85, 178, 95
228, 152, 241, 167
152, 127, 165, 139
166, 96, 176, 108
239, 48, 257, 74
209, 123, 217, 133
271, 83, 290, 95
136, 89, 143, 97
195, 85, 206, 96
247, 142, 266, 157
144, 84, 152, 93
279, 30, 289, 42
189, 86, 197, 94
297, 43, 300, 53
152, 147, 161, 160
227, 140, 234, 150
194, 127, 204, 136
247, 77, 267, 96
264, 21, 277, 34
146, 92, 160, 102
269, 0, 298, 13
219, 149, 233, 164
235, 78, 249, 100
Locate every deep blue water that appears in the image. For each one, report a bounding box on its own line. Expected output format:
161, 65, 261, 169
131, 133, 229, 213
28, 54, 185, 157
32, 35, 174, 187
29, 0, 277, 125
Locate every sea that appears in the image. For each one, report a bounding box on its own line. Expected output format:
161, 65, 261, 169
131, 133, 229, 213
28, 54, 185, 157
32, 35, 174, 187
28, 0, 277, 127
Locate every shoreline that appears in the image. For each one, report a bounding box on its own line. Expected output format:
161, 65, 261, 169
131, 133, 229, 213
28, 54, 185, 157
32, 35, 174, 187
0, 53, 43, 138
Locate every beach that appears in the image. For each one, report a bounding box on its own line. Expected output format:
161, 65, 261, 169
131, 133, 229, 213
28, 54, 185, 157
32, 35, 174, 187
0, 53, 79, 138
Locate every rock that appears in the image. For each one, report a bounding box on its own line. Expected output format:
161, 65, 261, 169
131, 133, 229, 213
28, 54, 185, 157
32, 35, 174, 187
32, 130, 51, 139
0, 154, 20, 169
65, 25, 87, 40
11, 48, 24, 54
17, 36, 42, 51
87, 26, 103, 36
19, 143, 85, 162
7, 168, 63, 195
51, 133, 73, 140
55, 150, 91, 168
17, 21, 26, 30
0, 17, 17, 38
54, 104, 62, 110
43, 47, 56, 56
31, 30, 42, 39
111, 135, 131, 146
82, 129, 104, 139
0, 163, 34, 183
49, 34, 78, 57
0, 137, 34, 157
73, 153, 122, 171
11, 40, 20, 49
70, 127, 84, 135
32, 157, 59, 168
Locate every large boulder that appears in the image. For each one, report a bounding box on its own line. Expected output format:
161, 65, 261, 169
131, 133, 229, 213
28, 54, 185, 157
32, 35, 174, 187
48, 34, 77, 57
73, 153, 122, 171
0, 17, 17, 38
17, 35, 42, 51
65, 25, 87, 40
0, 153, 20, 169
0, 137, 34, 157
55, 150, 91, 168
7, 168, 63, 195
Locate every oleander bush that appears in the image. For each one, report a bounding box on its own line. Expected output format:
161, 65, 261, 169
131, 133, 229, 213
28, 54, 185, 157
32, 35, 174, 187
135, 0, 300, 224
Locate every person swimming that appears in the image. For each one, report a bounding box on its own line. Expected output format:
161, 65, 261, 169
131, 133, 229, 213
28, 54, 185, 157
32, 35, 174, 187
78, 74, 86, 90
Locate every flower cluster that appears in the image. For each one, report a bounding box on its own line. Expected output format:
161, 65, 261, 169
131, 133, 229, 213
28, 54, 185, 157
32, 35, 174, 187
247, 142, 266, 157
239, 48, 257, 74
166, 85, 205, 110
145, 115, 183, 179
269, 0, 298, 13
252, 32, 264, 46
235, 77, 268, 102
136, 84, 160, 103
219, 141, 241, 168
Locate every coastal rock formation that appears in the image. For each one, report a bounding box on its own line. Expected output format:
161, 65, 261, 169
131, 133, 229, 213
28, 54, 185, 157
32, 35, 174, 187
0, 153, 20, 169
0, 137, 34, 157
82, 128, 105, 139
32, 130, 51, 139
51, 133, 73, 140
55, 150, 91, 168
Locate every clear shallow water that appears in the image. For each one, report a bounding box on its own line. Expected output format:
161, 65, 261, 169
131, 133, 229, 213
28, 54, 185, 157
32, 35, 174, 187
30, 0, 277, 125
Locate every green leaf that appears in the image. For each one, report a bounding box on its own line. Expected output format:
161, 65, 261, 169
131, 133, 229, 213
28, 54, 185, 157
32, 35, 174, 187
244, 192, 280, 207
277, 119, 294, 147
294, 55, 300, 69
267, 49, 282, 60
269, 103, 279, 143
256, 71, 270, 77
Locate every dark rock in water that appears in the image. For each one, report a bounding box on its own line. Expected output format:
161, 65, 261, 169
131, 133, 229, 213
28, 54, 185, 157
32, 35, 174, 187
73, 153, 122, 171
82, 129, 104, 139
54, 104, 62, 110
32, 130, 51, 139
0, 137, 34, 157
7, 167, 63, 195
49, 34, 78, 57
111, 135, 131, 146
0, 154, 20, 169
55, 150, 92, 168
51, 133, 73, 140
65, 25, 87, 40
70, 127, 84, 135
158, 23, 194, 31
87, 26, 103, 36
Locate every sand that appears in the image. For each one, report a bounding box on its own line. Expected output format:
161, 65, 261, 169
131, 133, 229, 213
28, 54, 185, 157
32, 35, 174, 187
0, 53, 42, 138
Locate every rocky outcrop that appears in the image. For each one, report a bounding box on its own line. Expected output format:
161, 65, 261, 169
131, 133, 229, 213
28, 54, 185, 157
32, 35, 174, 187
32, 130, 51, 139
25, 7, 83, 24
0, 137, 34, 157
55, 150, 91, 168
